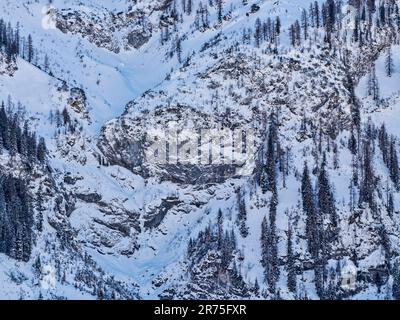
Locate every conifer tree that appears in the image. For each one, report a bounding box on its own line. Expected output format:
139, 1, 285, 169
301, 163, 318, 257
385, 47, 394, 77
217, 0, 224, 24
27, 34, 34, 63
389, 138, 399, 187
393, 260, 400, 299
254, 18, 262, 47
286, 224, 297, 293
359, 140, 376, 211
37, 137, 47, 162
317, 154, 338, 239
236, 189, 249, 238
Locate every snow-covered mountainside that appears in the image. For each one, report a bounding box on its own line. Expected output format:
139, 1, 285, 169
1, 0, 400, 300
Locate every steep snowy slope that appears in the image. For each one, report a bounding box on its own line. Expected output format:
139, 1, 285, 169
1, 0, 400, 300
96, 0, 400, 300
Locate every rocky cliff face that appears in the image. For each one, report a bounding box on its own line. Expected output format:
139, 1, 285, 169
54, 2, 162, 53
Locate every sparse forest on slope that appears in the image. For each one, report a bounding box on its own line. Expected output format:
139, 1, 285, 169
0, 0, 400, 300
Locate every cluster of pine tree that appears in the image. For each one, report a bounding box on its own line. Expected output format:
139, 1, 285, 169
0, 101, 49, 262
260, 195, 279, 295
31, 248, 139, 300
49, 107, 79, 135
252, 16, 281, 50
255, 107, 347, 298
185, 210, 250, 298
393, 259, 400, 299
295, 115, 398, 297
289, 0, 337, 47
73, 252, 138, 300
289, 0, 400, 49
0, 19, 34, 63
194, 2, 210, 31
160, 0, 232, 61
0, 175, 33, 262
367, 64, 381, 102
300, 157, 338, 298
258, 114, 284, 297
379, 124, 399, 188
236, 188, 249, 237
157, 0, 400, 69
0, 102, 47, 162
